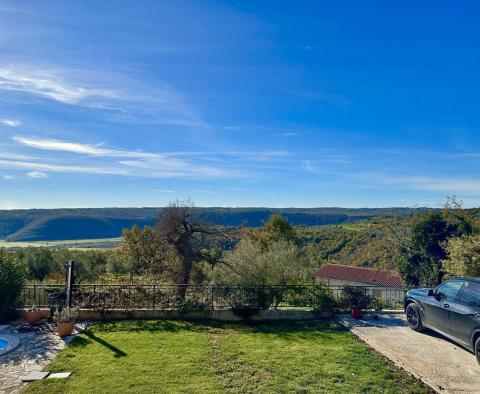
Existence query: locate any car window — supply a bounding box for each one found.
[458,282,480,307]
[436,281,463,302]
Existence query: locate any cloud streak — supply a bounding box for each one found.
[14,136,158,158]
[378,174,480,195]
[0,66,209,128]
[1,118,20,127]
[26,171,47,178]
[0,67,115,104]
[2,136,282,179]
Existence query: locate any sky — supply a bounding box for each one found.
[1,0,480,209]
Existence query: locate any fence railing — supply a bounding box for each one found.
[20,284,407,311]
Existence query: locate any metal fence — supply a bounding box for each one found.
[20,284,407,311]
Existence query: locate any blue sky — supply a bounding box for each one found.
[1,1,480,209]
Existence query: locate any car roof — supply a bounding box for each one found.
[450,277,480,284]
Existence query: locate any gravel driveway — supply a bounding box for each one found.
[338,313,480,393]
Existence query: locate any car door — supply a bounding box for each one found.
[422,280,463,334]
[449,281,480,347]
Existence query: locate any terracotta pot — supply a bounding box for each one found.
[57,322,75,337]
[351,308,363,319]
[24,310,43,324]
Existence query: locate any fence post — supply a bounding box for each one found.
[153,285,156,309]
[32,284,37,307]
[65,260,75,308]
[211,286,214,310]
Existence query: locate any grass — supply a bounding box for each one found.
[0,237,121,250]
[24,320,430,394]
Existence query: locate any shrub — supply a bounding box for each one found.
[371,297,384,312]
[229,286,274,313]
[283,285,337,312]
[340,285,372,311]
[312,286,338,312]
[0,250,27,322]
[174,297,208,313]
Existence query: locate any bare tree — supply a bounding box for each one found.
[155,200,234,298]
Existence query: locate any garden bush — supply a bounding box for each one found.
[282,285,337,312]
[339,285,372,311]
[0,250,27,322]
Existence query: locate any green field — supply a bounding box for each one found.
[24,320,428,394]
[0,237,122,250]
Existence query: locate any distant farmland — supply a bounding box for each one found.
[0,237,122,250]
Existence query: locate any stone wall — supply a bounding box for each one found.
[18,308,332,322]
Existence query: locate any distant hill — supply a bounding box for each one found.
[0,207,427,242]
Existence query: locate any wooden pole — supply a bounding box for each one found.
[65,260,75,308]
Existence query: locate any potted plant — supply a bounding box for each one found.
[54,307,79,337]
[24,304,43,324]
[340,285,372,319]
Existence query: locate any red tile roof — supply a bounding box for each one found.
[313,263,403,287]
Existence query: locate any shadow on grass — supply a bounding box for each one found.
[94,319,225,333]
[83,330,127,357]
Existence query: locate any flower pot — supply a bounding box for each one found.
[57,322,75,337]
[24,310,43,324]
[351,308,363,319]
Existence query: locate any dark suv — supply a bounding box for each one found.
[404,277,480,363]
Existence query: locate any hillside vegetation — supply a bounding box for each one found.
[0,207,425,242]
[4,205,480,287]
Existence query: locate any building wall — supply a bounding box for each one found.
[315,276,405,307]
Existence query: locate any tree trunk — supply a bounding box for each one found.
[177,241,193,299]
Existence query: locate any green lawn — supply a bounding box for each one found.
[24,320,429,394]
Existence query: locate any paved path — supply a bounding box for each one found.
[0,322,83,394]
[338,313,480,394]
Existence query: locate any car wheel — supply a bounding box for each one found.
[406,303,424,332]
[475,337,480,365]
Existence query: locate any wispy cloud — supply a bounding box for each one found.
[0,67,114,104]
[14,136,158,158]
[148,189,175,193]
[378,174,480,195]
[2,136,273,179]
[2,175,14,180]
[0,66,208,127]
[0,151,45,160]
[26,170,47,178]
[14,135,287,163]
[0,159,126,175]
[1,118,20,127]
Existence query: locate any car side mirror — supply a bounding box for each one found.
[427,289,434,296]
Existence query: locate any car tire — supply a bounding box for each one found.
[475,337,480,365]
[406,302,424,332]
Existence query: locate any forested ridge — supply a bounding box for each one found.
[0,207,426,241]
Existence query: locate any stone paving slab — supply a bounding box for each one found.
[47,372,71,379]
[21,371,49,382]
[338,313,480,394]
